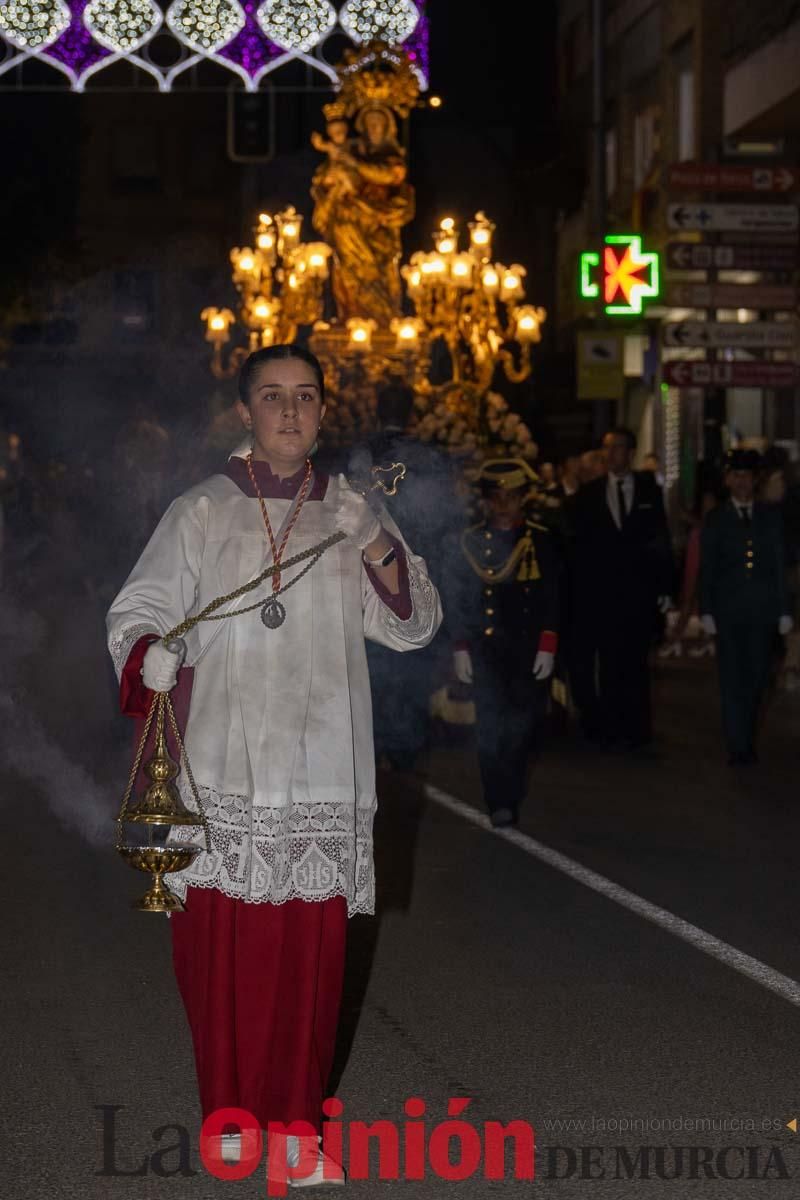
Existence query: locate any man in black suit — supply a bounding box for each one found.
[567,427,674,749]
[700,449,793,765]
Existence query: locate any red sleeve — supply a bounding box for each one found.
[538,629,558,654]
[120,634,159,718]
[363,535,412,621]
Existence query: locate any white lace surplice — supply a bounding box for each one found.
[107,470,442,915]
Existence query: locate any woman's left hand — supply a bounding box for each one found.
[335,480,383,550]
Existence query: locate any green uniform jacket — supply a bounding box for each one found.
[700,501,787,626]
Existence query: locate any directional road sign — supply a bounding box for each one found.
[665,242,798,271]
[667,203,799,233]
[662,321,798,349]
[667,164,800,193]
[664,282,797,309]
[664,361,799,388]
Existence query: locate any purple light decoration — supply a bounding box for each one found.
[404,0,429,86]
[44,0,110,79]
[219,0,284,80]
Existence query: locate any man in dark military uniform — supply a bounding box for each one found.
[444,459,559,827]
[700,448,793,765]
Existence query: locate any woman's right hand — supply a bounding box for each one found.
[141,642,183,692]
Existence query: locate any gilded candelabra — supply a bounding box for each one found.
[202,206,331,380]
[400,212,546,398]
[202,41,547,451]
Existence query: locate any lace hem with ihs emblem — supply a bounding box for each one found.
[163,782,376,916]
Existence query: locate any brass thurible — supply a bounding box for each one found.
[116,638,210,914]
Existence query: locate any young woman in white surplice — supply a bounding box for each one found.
[107,345,441,1184]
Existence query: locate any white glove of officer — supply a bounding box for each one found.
[532,650,554,681]
[779,615,794,636]
[141,641,184,693]
[700,614,717,636]
[334,478,383,550]
[453,648,473,685]
[657,595,673,615]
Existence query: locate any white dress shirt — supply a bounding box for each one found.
[731,499,753,522]
[606,471,634,530]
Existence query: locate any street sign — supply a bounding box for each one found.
[667,203,799,233]
[576,332,625,400]
[663,321,798,349]
[667,164,800,193]
[665,242,798,271]
[664,361,799,388]
[664,282,797,309]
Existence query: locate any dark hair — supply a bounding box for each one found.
[605,425,637,451]
[238,344,325,406]
[376,377,414,429]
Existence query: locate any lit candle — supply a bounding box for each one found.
[450,253,474,287]
[501,264,526,301]
[481,265,500,296]
[468,211,495,259]
[392,317,421,350]
[514,305,545,343]
[346,318,376,349]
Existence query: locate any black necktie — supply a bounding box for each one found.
[739,506,751,526]
[617,479,628,527]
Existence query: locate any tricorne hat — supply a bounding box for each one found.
[477,458,541,491]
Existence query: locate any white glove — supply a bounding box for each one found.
[532,650,554,681]
[657,595,673,615]
[779,615,794,636]
[453,648,473,685]
[141,641,183,693]
[334,478,383,550]
[700,614,717,636]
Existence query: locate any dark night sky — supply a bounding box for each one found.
[428,0,558,157]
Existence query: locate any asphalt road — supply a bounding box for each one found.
[2,650,799,1199]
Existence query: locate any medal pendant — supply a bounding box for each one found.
[260,597,286,629]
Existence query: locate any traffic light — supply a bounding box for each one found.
[227,91,274,163]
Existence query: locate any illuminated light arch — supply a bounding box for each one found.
[84,0,163,53]
[0,0,429,89]
[0,0,71,49]
[257,0,336,53]
[340,0,419,45]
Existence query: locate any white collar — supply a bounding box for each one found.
[608,471,633,484]
[229,436,253,461]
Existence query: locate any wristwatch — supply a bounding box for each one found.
[363,546,397,568]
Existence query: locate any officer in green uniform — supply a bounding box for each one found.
[700,449,793,765]
[444,459,559,826]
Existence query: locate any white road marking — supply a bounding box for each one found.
[424,783,800,1008]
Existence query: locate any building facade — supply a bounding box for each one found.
[554,0,799,499]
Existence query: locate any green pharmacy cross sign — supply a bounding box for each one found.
[579,234,660,316]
